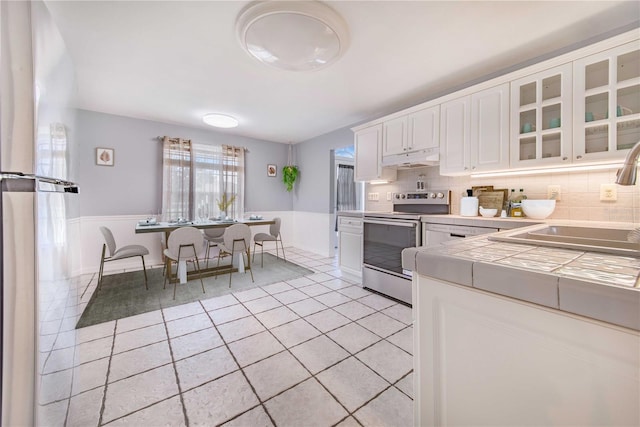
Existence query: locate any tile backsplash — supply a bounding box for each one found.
[365,165,640,223]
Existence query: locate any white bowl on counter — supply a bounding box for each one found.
[522,199,556,219]
[479,207,498,217]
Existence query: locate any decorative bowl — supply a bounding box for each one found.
[479,207,498,217]
[522,199,556,219]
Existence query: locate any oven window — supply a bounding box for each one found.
[363,221,417,275]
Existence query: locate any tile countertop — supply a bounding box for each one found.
[403,222,640,331]
[419,214,542,229]
[336,210,364,218]
[338,212,542,229]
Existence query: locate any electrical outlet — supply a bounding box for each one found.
[386,192,392,201]
[547,185,561,201]
[600,184,617,201]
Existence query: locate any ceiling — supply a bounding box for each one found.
[44,1,639,144]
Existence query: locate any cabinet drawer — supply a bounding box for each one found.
[338,216,363,232]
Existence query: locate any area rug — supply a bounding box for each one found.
[77,253,313,328]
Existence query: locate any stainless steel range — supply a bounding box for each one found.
[362,190,450,305]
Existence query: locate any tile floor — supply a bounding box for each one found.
[40,247,414,426]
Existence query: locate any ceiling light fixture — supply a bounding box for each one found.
[236,1,349,72]
[202,113,239,128]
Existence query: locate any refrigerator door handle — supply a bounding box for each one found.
[0,172,79,193]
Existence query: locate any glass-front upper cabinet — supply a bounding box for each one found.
[510,63,572,168]
[573,41,640,162]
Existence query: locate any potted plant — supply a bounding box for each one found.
[282,165,299,192]
[217,193,236,217]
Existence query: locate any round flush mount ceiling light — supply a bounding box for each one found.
[236,1,349,72]
[202,113,239,128]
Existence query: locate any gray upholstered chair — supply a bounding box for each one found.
[217,223,254,287]
[203,227,225,266]
[252,217,286,267]
[163,226,206,299]
[98,226,149,290]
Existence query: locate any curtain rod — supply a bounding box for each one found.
[155,136,249,152]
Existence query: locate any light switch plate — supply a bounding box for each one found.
[600,184,617,201]
[367,192,379,201]
[386,192,392,201]
[547,185,561,201]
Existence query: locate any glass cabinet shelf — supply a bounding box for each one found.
[574,41,639,161]
[511,63,571,166]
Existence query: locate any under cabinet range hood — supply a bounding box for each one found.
[381,147,439,168]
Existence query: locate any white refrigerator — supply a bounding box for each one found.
[1,2,80,425]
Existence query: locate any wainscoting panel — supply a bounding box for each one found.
[291,211,333,258]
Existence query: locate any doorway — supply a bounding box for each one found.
[331,145,364,253]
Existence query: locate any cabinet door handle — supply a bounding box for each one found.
[562,157,568,161]
[463,167,468,170]
[576,155,583,160]
[472,166,476,170]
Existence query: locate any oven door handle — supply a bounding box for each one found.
[363,219,418,228]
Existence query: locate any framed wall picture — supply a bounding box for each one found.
[267,164,277,177]
[96,147,114,166]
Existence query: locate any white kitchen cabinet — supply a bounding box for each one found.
[439,96,469,175]
[382,116,407,156]
[408,106,440,152]
[382,106,440,157]
[413,274,640,427]
[354,124,397,182]
[510,63,573,168]
[573,41,640,162]
[337,216,362,277]
[440,83,509,175]
[355,30,638,177]
[470,84,510,172]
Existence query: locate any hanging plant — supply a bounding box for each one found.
[282,165,299,192]
[282,143,299,192]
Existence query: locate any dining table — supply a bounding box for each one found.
[135,218,276,284]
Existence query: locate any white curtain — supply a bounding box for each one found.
[161,137,245,221]
[192,144,245,219]
[161,137,192,221]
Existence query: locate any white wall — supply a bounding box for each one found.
[367,165,640,223]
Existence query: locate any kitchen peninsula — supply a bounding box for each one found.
[403,223,640,426]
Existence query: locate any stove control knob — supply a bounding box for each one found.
[401,194,406,199]
[436,192,444,199]
[429,192,436,198]
[394,193,400,199]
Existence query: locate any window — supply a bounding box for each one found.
[161,137,245,221]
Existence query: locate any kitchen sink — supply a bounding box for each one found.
[489,225,640,257]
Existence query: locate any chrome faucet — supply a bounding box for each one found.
[615,140,640,185]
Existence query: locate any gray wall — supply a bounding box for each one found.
[77,109,292,216]
[294,126,354,213]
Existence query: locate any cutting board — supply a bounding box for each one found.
[477,191,504,216]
